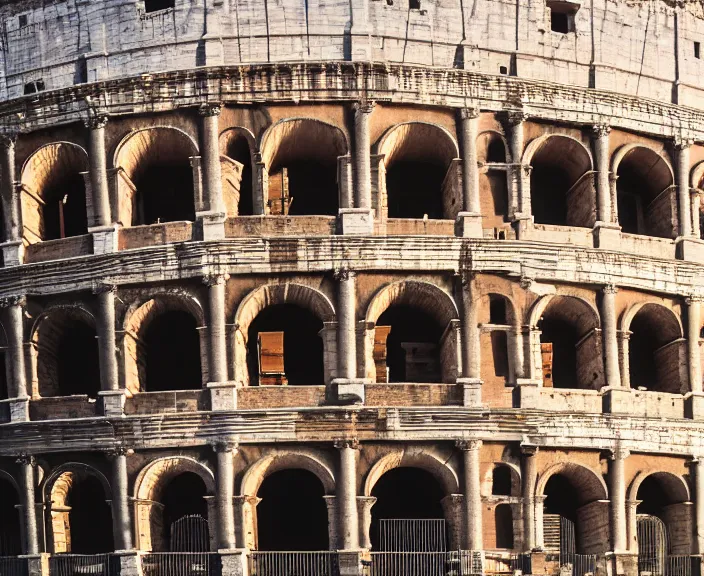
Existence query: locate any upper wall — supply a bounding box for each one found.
[2,0,704,108]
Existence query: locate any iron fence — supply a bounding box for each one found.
[141,553,221,576]
[0,556,28,576]
[378,519,447,552]
[248,551,339,576]
[666,556,694,576]
[370,550,485,576]
[48,554,117,576]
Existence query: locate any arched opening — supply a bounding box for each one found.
[379,123,460,220]
[478,132,507,165]
[370,467,446,551]
[375,305,443,383]
[220,130,253,216]
[142,310,202,392]
[20,143,89,243]
[528,136,594,227]
[494,504,514,549]
[49,471,113,554]
[161,472,209,552]
[636,473,691,572]
[261,120,347,216]
[246,304,324,386]
[0,477,21,555]
[615,147,675,239]
[256,469,328,551]
[544,474,580,554]
[492,466,512,496]
[33,311,100,398]
[113,128,197,226]
[537,297,602,390]
[628,305,683,393]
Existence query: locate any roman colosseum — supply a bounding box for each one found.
[0,1,703,576]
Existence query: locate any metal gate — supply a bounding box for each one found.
[638,515,668,576]
[170,515,209,553]
[378,519,447,552]
[543,515,596,576]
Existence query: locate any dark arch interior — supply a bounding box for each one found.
[161,472,208,552]
[370,467,445,551]
[617,155,672,238]
[0,478,20,555]
[57,320,100,397]
[270,160,338,216]
[637,476,676,518]
[135,164,195,225]
[539,317,578,389]
[628,309,680,392]
[42,172,88,239]
[531,162,571,225]
[489,296,508,324]
[225,135,253,216]
[492,466,512,496]
[377,305,443,383]
[494,504,514,549]
[0,352,8,401]
[143,311,202,391]
[386,161,446,219]
[66,474,114,553]
[257,469,328,551]
[247,303,324,385]
[544,474,580,521]
[487,137,507,163]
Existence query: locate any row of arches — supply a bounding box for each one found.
[0,452,691,557]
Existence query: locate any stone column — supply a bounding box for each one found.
[205,274,228,384]
[335,439,360,550]
[353,102,374,211]
[690,458,704,554]
[601,285,621,389]
[521,445,538,552]
[214,441,237,550]
[592,124,612,223]
[693,191,702,239]
[200,103,224,214]
[676,138,693,237]
[356,496,376,549]
[337,269,357,380]
[0,134,19,242]
[457,440,482,550]
[109,446,133,551]
[2,296,28,419]
[85,114,111,228]
[457,107,482,237]
[17,454,38,555]
[609,447,629,553]
[506,111,528,218]
[95,285,119,391]
[458,273,481,406]
[688,296,703,394]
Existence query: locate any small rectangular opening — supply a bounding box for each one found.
[409,0,421,9]
[499,65,508,75]
[696,41,701,59]
[551,10,569,33]
[23,79,44,95]
[548,1,578,34]
[144,0,175,13]
[18,14,28,27]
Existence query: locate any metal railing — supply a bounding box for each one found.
[248,552,339,576]
[666,555,694,576]
[141,553,221,576]
[564,553,598,576]
[484,553,532,575]
[370,550,485,576]
[48,554,117,576]
[0,556,28,576]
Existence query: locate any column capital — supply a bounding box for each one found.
[0,132,18,149]
[686,294,704,305]
[199,102,223,117]
[455,439,482,451]
[92,282,117,295]
[460,106,480,120]
[591,124,611,138]
[505,110,528,126]
[608,446,630,460]
[334,438,360,450]
[15,453,36,466]
[520,444,539,456]
[334,267,355,282]
[603,284,618,295]
[105,445,134,459]
[211,439,239,453]
[0,295,26,308]
[203,273,229,287]
[84,113,109,130]
[674,135,695,150]
[353,100,375,115]
[520,276,534,290]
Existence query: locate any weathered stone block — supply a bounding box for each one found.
[457,377,483,407]
[339,208,374,235]
[89,225,119,254]
[331,378,368,405]
[0,240,24,267]
[685,392,704,420]
[219,549,248,576]
[455,212,483,238]
[99,389,126,417]
[593,222,622,250]
[198,211,227,241]
[208,382,240,411]
[677,237,704,264]
[601,387,633,414]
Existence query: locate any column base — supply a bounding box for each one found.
[455,212,483,238]
[607,552,639,576]
[115,550,143,576]
[89,224,119,254]
[338,550,367,576]
[601,387,632,414]
[330,378,368,405]
[0,240,24,267]
[207,381,241,411]
[677,237,704,264]
[685,392,704,420]
[98,389,126,417]
[593,222,622,250]
[7,397,29,422]
[219,549,248,576]
[456,377,483,408]
[197,211,227,241]
[20,554,49,576]
[512,216,533,240]
[338,208,374,235]
[513,379,540,409]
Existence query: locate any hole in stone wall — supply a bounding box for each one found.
[135,164,195,224]
[143,311,202,391]
[487,137,507,163]
[539,317,578,389]
[490,332,509,378]
[494,504,514,549]
[145,0,175,12]
[499,66,508,75]
[18,14,28,27]
[223,134,253,216]
[247,304,324,386]
[550,10,569,33]
[492,466,512,496]
[42,172,88,240]
[257,469,328,551]
[0,478,20,555]
[489,296,507,324]
[376,305,443,383]
[56,320,100,397]
[0,353,8,401]
[386,161,446,219]
[161,472,208,552]
[409,0,421,8]
[65,474,114,553]
[696,42,701,59]
[23,80,45,95]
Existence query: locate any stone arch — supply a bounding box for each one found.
[43,463,113,554]
[620,302,684,393]
[134,457,215,552]
[240,450,336,497]
[366,281,459,328]
[30,305,99,398]
[612,144,676,238]
[220,127,257,215]
[112,127,199,226]
[259,118,348,216]
[122,293,207,394]
[375,122,461,220]
[363,448,460,497]
[477,130,510,164]
[482,462,521,498]
[628,471,690,505]
[481,292,518,326]
[20,142,90,243]
[0,470,22,555]
[232,283,336,386]
[477,131,511,228]
[523,134,595,228]
[536,462,608,503]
